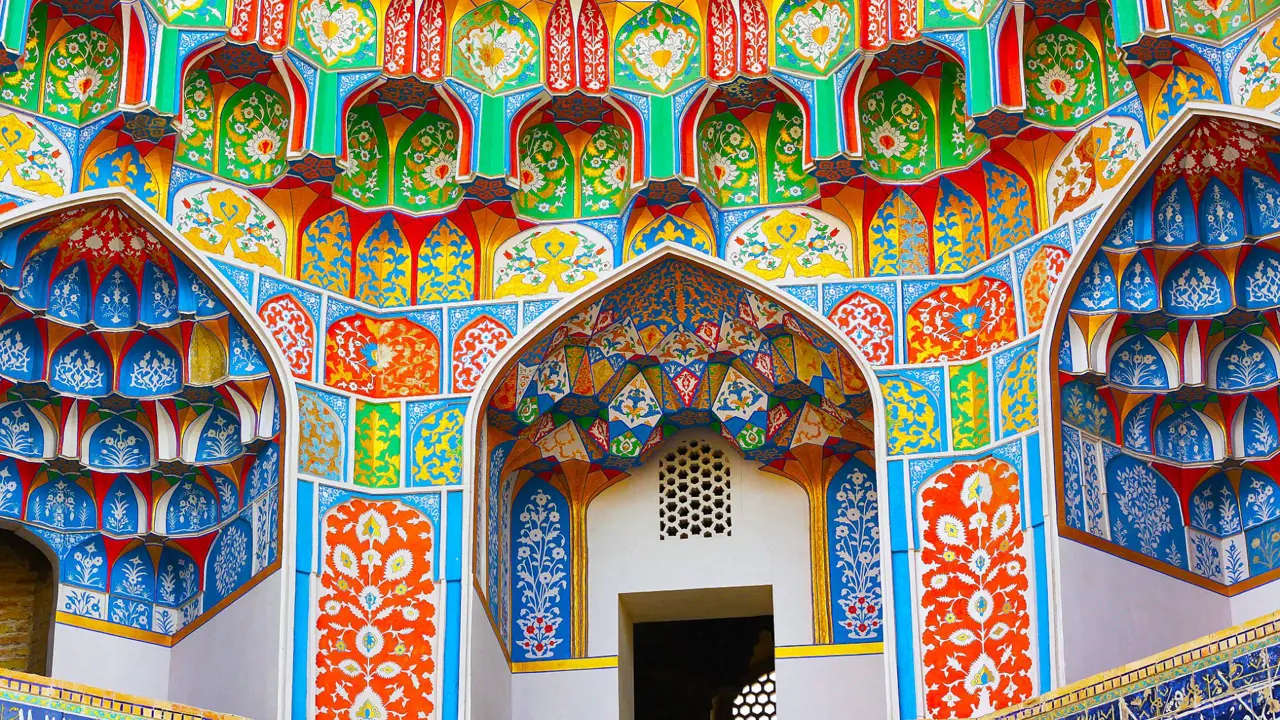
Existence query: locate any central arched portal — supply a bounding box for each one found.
[463,247,891,720]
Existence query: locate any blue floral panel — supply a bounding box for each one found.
[1105,454,1188,569]
[1233,395,1280,460]
[0,318,44,382]
[203,519,253,608]
[1121,396,1155,455]
[48,262,90,324]
[1069,255,1119,313]
[101,475,142,535]
[1154,179,1197,248]
[156,546,200,607]
[49,335,112,396]
[27,475,96,531]
[119,335,184,397]
[62,536,108,589]
[0,457,22,518]
[141,262,180,325]
[1197,178,1246,247]
[1117,253,1158,313]
[1246,516,1280,577]
[94,267,140,329]
[1154,407,1220,465]
[1162,253,1231,317]
[1188,472,1243,537]
[108,596,152,630]
[161,476,220,534]
[176,263,227,318]
[1108,335,1175,391]
[0,400,53,459]
[188,407,245,464]
[1244,170,1280,238]
[244,441,279,503]
[1242,470,1280,530]
[1103,205,1137,251]
[510,478,571,662]
[86,416,153,471]
[1213,332,1280,392]
[827,457,881,643]
[110,546,157,601]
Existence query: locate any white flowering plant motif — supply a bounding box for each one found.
[53,348,105,393]
[0,406,37,457]
[127,350,180,394]
[97,423,145,469]
[457,18,536,91]
[1167,266,1226,314]
[1110,463,1183,566]
[212,524,249,598]
[0,327,32,376]
[830,466,881,641]
[513,488,568,659]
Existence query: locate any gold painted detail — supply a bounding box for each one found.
[0,666,245,719]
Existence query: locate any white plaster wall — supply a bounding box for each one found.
[469,588,512,720]
[1057,538,1230,683]
[1229,580,1280,626]
[51,622,171,701]
[511,668,618,720]
[586,432,814,655]
[775,654,886,720]
[168,571,285,719]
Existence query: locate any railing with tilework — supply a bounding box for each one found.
[0,668,244,720]
[984,611,1280,720]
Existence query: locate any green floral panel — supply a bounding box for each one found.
[698,112,760,207]
[1170,0,1249,39]
[41,25,119,125]
[1097,0,1136,102]
[514,123,575,220]
[293,0,377,68]
[355,215,412,307]
[949,361,990,451]
[923,0,994,29]
[218,83,288,184]
[300,208,354,295]
[334,104,390,207]
[354,400,401,488]
[450,0,540,93]
[174,70,215,172]
[1024,26,1105,127]
[145,0,227,26]
[869,189,931,276]
[613,3,702,95]
[932,179,986,274]
[1,4,46,112]
[860,79,936,181]
[938,62,986,169]
[774,0,855,76]
[416,219,475,303]
[395,112,462,212]
[766,103,817,203]
[580,124,631,216]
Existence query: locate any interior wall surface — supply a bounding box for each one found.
[1056,538,1230,683]
[511,667,619,720]
[469,587,513,720]
[168,570,285,720]
[775,653,887,719]
[50,623,171,701]
[586,431,814,654]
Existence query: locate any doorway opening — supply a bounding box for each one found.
[0,529,54,675]
[632,613,775,720]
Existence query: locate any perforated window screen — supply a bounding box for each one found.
[732,672,777,719]
[658,439,731,539]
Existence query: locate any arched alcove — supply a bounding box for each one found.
[461,244,892,720]
[0,528,54,675]
[0,188,296,719]
[1041,103,1280,686]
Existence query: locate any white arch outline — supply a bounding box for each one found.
[0,187,301,719]
[1036,102,1280,685]
[460,242,896,719]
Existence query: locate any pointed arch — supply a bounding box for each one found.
[462,245,891,703]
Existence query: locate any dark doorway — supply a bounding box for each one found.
[0,529,54,675]
[633,615,774,720]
